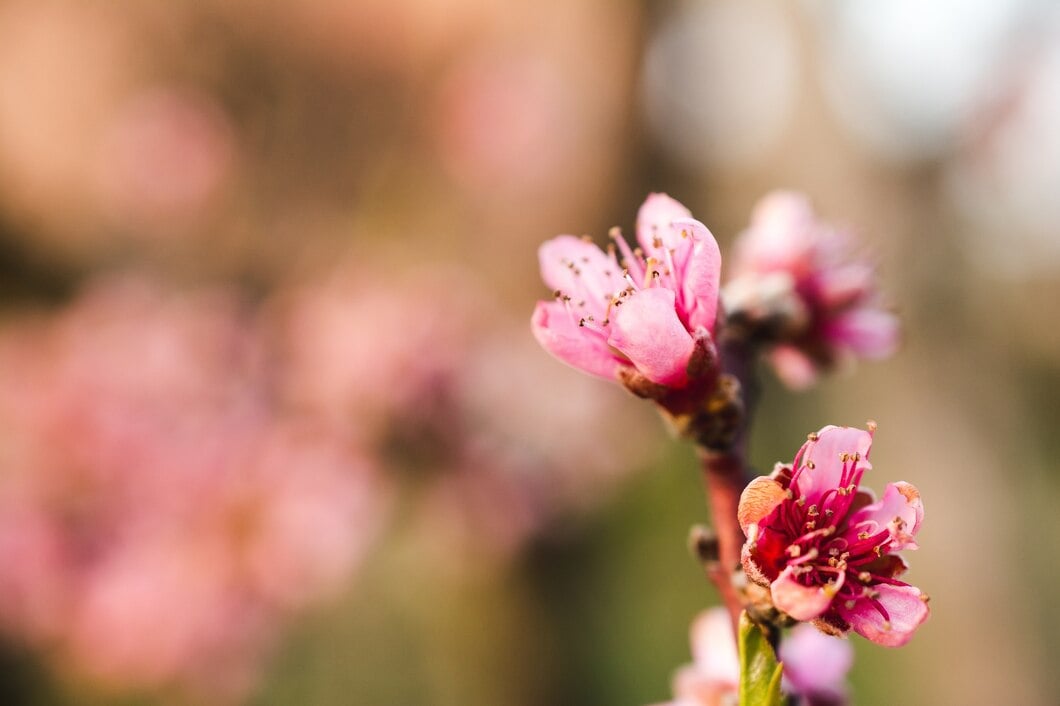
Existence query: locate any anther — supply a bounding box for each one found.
[858,571,871,583]
[807,432,819,441]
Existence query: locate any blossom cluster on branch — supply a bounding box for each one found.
[531,192,928,704]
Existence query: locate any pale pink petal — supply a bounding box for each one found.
[531,301,623,381]
[770,566,842,621]
[847,481,923,551]
[607,288,694,387]
[816,263,874,310]
[794,425,874,502]
[824,308,900,360]
[838,584,929,647]
[606,286,695,385]
[688,608,740,686]
[779,624,852,698]
[635,192,692,253]
[538,235,622,320]
[735,191,816,274]
[769,345,819,390]
[672,218,722,333]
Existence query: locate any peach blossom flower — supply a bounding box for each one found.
[532,194,721,390]
[723,192,898,389]
[738,424,929,647]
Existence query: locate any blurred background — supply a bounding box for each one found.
[0,1,1057,704]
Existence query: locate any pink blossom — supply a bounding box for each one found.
[723,191,898,388]
[738,423,929,647]
[532,193,721,390]
[654,608,853,706]
[0,275,383,699]
[779,624,854,703]
[656,608,739,706]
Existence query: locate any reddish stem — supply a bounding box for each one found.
[699,447,748,628]
[697,334,758,629]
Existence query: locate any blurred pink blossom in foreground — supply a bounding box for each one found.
[532,193,721,391]
[653,607,852,706]
[723,191,898,389]
[0,277,381,699]
[739,424,929,647]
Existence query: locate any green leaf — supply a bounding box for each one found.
[738,611,784,706]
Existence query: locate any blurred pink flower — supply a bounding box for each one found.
[738,424,929,647]
[434,49,570,195]
[779,624,854,704]
[532,194,721,390]
[723,191,899,389]
[0,275,382,699]
[93,87,235,228]
[657,608,739,706]
[654,608,853,706]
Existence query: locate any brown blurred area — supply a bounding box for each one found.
[0,1,1057,705]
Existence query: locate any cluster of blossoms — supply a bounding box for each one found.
[739,424,929,647]
[0,277,381,699]
[531,192,926,701]
[532,192,898,444]
[656,608,853,706]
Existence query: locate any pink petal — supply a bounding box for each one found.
[769,345,819,390]
[689,608,740,686]
[635,192,692,253]
[538,235,621,320]
[816,263,874,310]
[794,425,874,503]
[734,191,815,274]
[607,288,694,387]
[848,481,923,551]
[771,566,842,621]
[824,308,899,360]
[838,584,929,647]
[672,218,722,334]
[531,301,623,381]
[779,624,852,698]
[671,663,733,706]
